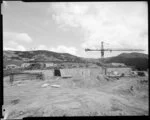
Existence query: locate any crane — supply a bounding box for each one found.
[85,41,145,75]
[85,41,144,59]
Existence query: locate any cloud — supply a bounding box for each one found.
[15,33,32,43]
[3,38,27,51]
[4,45,26,51]
[50,2,148,56]
[3,32,32,51]
[2,1,8,9]
[4,41,77,55]
[50,45,77,55]
[37,45,48,50]
[4,32,32,43]
[17,45,26,51]
[4,47,16,51]
[35,44,77,55]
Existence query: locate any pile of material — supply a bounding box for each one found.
[111,77,148,98]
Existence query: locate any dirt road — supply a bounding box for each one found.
[3,75,148,119]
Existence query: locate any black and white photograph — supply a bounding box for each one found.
[2,1,148,119]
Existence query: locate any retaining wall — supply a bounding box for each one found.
[19,68,104,80]
[60,68,103,78]
[106,67,132,75]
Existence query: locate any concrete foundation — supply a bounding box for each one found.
[26,68,103,80]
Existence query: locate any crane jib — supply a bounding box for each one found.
[85,49,144,51]
[85,41,144,58]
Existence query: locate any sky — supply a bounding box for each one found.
[2,1,148,58]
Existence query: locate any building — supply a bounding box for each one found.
[45,62,57,68]
[6,64,19,69]
[131,71,148,77]
[111,63,126,67]
[22,58,30,61]
[21,63,31,68]
[105,66,132,76]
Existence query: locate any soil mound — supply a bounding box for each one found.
[112,77,148,97]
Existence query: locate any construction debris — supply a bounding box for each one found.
[41,83,49,88]
[62,75,72,79]
[51,84,60,88]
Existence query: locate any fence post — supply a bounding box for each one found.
[40,72,44,80]
[10,72,14,85]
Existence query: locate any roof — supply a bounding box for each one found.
[111,63,126,66]
[7,64,18,66]
[105,66,132,68]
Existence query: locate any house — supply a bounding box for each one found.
[45,62,57,68]
[22,58,30,61]
[132,71,148,77]
[21,63,31,68]
[6,64,19,69]
[105,66,132,76]
[24,62,46,69]
[131,71,138,76]
[111,63,126,67]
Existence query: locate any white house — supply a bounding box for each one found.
[21,63,31,68]
[6,64,19,69]
[45,62,57,68]
[111,63,126,67]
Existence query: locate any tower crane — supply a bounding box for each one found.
[85,41,145,75]
[85,41,144,59]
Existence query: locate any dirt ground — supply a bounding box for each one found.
[3,70,149,119]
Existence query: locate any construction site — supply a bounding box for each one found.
[3,42,149,119]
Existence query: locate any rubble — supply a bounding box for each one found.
[41,83,49,88]
[51,84,61,88]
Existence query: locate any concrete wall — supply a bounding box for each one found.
[24,70,54,80]
[9,72,44,82]
[106,67,132,75]
[24,68,104,80]
[60,68,103,79]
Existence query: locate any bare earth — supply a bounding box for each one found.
[3,70,149,119]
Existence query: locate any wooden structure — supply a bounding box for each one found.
[9,72,44,84]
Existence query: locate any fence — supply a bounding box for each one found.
[3,68,24,77]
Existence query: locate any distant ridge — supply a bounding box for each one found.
[3,50,148,70]
[3,50,85,68]
[103,52,148,70]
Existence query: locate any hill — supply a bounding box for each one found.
[3,50,148,70]
[3,50,85,68]
[103,52,148,70]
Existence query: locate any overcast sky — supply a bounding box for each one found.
[2,1,148,58]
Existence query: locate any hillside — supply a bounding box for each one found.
[3,50,86,68]
[103,52,148,70]
[3,50,148,70]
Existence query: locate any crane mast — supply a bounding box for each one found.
[101,41,104,58]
